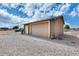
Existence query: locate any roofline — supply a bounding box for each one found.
[54,16,64,24]
[24,16,64,25]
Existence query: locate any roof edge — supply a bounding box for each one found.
[24,16,64,25]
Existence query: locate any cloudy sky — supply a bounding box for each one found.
[0,3,79,28]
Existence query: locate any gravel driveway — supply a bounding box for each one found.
[0,30,79,56]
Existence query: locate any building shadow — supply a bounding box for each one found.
[23,33,79,48]
[49,34,79,48]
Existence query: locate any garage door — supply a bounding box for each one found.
[25,25,29,34]
[31,22,49,37]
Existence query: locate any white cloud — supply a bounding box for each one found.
[0,8,24,24]
[4,3,70,19]
[60,4,70,12]
[32,3,71,18]
[1,3,10,8]
[70,5,79,17]
[0,3,72,19]
[53,3,71,16]
[32,4,54,18]
[0,22,14,28]
[70,10,77,17]
[1,3,21,9]
[9,3,19,8]
[19,3,44,17]
[0,3,74,28]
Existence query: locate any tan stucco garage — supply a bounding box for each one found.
[24,16,64,39]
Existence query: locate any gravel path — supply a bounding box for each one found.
[0,31,79,56]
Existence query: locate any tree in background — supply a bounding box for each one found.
[64,24,70,29]
[13,26,19,29]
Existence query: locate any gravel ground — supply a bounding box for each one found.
[0,30,79,56]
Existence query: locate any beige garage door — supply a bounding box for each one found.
[25,25,29,34]
[31,22,49,38]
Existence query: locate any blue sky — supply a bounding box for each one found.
[0,3,79,28]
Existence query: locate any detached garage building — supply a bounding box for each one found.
[24,16,64,39]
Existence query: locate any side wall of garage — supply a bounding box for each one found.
[50,17,64,38]
[54,17,64,38]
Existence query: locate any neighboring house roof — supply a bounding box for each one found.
[24,16,64,25]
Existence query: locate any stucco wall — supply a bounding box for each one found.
[50,20,55,38]
[28,24,32,35]
[50,17,64,38]
[54,18,64,38]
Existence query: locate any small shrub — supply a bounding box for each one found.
[64,24,70,29]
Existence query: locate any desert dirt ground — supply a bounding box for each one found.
[0,30,79,56]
